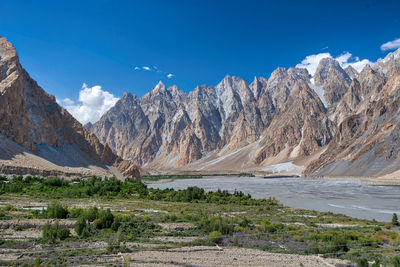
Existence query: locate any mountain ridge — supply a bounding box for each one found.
[90,47,400,180]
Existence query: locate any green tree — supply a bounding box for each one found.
[74,217,89,237]
[46,201,68,219]
[42,221,70,243]
[392,213,399,226]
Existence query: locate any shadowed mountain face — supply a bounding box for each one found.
[91,48,400,179]
[0,36,140,179]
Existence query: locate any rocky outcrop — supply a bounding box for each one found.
[0,36,140,180]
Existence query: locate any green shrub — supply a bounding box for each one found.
[84,207,98,222]
[201,216,234,235]
[355,258,368,267]
[75,217,89,237]
[46,201,68,219]
[119,216,160,238]
[392,213,399,226]
[43,177,68,187]
[13,225,23,231]
[4,204,16,211]
[111,217,121,231]
[207,231,223,244]
[392,256,400,267]
[69,207,85,218]
[161,214,178,222]
[98,209,114,229]
[93,219,102,229]
[42,221,70,243]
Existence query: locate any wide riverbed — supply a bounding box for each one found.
[148,177,400,222]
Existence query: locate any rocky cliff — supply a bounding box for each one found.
[0,36,140,179]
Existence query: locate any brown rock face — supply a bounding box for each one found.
[0,36,140,180]
[304,65,400,177]
[254,81,334,164]
[314,58,351,110]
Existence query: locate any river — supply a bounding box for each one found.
[148,176,400,222]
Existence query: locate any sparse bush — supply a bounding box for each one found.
[4,204,16,211]
[107,229,129,254]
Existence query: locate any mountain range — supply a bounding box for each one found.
[2,34,400,182]
[90,47,400,181]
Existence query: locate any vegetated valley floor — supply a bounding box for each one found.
[0,175,399,266]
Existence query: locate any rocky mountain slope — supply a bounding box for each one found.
[0,36,140,179]
[91,48,400,179]
[305,49,400,178]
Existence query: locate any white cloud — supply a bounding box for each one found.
[341,58,374,73]
[61,98,74,106]
[296,52,373,76]
[133,64,175,79]
[380,38,400,51]
[59,83,119,125]
[296,53,331,76]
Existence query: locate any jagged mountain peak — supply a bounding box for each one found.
[250,76,268,99]
[121,91,138,101]
[153,80,166,92]
[360,63,373,73]
[374,48,400,77]
[314,56,351,108]
[344,65,359,80]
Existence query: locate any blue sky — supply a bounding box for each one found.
[1,0,400,123]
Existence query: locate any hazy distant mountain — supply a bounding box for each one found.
[0,36,140,179]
